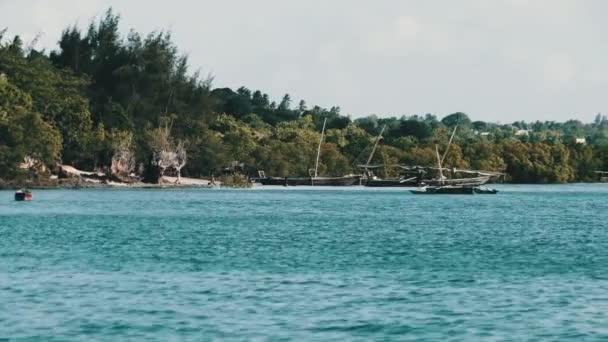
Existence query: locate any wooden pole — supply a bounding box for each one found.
[436,144,444,185]
[365,125,386,172]
[441,124,458,165]
[314,118,327,178]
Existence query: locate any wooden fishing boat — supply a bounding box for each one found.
[424,175,490,187]
[410,185,498,195]
[360,125,498,188]
[14,189,33,201]
[258,175,362,186]
[364,170,491,188]
[365,176,419,187]
[409,124,498,195]
[257,118,363,186]
[410,185,475,195]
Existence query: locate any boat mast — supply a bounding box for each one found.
[364,125,386,172]
[436,144,444,185]
[314,118,327,178]
[441,124,458,165]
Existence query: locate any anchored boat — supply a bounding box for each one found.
[360,125,499,188]
[411,185,474,195]
[14,189,33,201]
[257,118,363,186]
[409,124,498,195]
[365,175,419,187]
[257,174,362,186]
[410,185,498,195]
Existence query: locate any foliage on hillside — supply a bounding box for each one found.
[1,10,608,183]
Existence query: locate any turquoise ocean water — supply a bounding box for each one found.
[1,184,607,340]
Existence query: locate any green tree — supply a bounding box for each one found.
[441,112,471,127]
[0,76,62,177]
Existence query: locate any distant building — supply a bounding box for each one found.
[514,129,530,137]
[575,138,587,145]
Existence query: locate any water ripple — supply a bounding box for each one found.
[1,186,608,340]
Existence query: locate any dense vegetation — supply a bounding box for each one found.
[2,9,608,184]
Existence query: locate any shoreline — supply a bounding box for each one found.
[0,182,220,191]
[0,175,222,190]
[1,181,606,191]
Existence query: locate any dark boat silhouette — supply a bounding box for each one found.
[410,185,498,195]
[410,185,475,195]
[365,176,418,187]
[257,174,362,186]
[15,189,33,201]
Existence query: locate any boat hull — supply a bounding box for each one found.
[411,185,498,195]
[259,175,362,186]
[365,176,490,188]
[14,192,33,201]
[423,176,490,187]
[365,178,418,187]
[411,186,475,195]
[473,187,499,194]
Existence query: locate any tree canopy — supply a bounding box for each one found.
[0,11,607,184]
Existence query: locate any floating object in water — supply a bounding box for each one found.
[14,189,33,201]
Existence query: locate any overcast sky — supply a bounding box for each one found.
[1,0,607,122]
